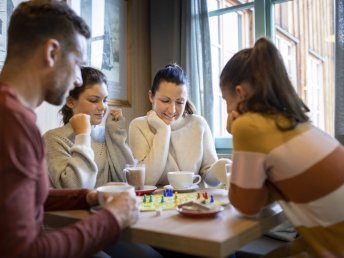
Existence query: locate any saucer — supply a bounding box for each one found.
[163,184,199,193]
[136,185,157,196]
[176,205,224,218]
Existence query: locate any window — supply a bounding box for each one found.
[208,0,335,138]
[208,0,254,137]
[274,0,334,133]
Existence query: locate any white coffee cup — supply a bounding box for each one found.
[123,163,145,190]
[96,184,136,206]
[210,158,232,186]
[167,171,201,190]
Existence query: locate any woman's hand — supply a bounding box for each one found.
[226,110,239,133]
[147,110,168,129]
[109,109,123,121]
[69,113,91,135]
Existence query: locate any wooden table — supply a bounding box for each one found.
[44,189,285,258]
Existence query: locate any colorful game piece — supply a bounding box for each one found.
[139,192,224,212]
[155,207,162,216]
[210,195,214,203]
[203,192,208,199]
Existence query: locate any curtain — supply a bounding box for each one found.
[150,0,214,132]
[180,0,214,132]
[335,0,344,144]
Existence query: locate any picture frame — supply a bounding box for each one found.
[0,1,15,71]
[68,0,131,106]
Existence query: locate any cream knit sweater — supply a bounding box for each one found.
[129,111,221,186]
[43,115,134,188]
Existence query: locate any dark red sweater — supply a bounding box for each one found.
[0,85,120,258]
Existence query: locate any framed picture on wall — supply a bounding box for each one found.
[68,0,131,106]
[0,0,19,71]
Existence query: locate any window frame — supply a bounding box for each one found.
[209,0,290,154]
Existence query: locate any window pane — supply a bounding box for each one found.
[274,0,335,134]
[208,0,254,137]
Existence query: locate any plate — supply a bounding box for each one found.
[176,205,224,218]
[135,185,157,196]
[163,184,199,193]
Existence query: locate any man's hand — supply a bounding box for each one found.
[103,192,139,230]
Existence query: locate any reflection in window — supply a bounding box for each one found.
[274,0,334,134]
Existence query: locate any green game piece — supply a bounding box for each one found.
[149,195,153,202]
[143,195,147,203]
[161,196,164,203]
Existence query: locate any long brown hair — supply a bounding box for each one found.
[220,37,309,130]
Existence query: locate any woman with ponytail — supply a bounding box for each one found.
[129,64,228,187]
[220,37,344,257]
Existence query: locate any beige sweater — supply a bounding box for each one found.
[43,115,134,188]
[129,111,221,186]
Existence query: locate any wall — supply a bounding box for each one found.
[35,0,151,134]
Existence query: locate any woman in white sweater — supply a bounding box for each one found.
[129,64,228,186]
[44,67,134,188]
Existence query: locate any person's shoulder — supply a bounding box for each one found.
[185,114,207,124]
[43,124,72,139]
[232,112,269,136]
[129,116,147,126]
[187,114,211,130]
[234,112,270,126]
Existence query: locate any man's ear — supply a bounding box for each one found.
[148,90,153,103]
[65,96,75,109]
[45,39,60,67]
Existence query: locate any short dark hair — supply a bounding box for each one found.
[60,67,108,124]
[7,0,90,59]
[151,64,196,116]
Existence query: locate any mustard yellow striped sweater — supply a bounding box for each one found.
[230,112,344,257]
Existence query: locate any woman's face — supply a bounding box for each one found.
[67,83,108,125]
[149,81,187,125]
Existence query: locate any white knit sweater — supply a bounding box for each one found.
[128,111,220,186]
[43,115,134,188]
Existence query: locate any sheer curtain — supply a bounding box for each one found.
[335,0,344,144]
[180,0,214,132]
[150,0,214,132]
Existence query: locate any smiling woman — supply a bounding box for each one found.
[128,64,231,187]
[43,66,135,189]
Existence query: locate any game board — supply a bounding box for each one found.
[139,189,225,212]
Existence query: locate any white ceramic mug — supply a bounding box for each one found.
[123,163,145,190]
[96,184,136,206]
[167,171,201,189]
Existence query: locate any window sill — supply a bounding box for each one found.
[215,136,232,155]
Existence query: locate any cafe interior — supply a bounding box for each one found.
[2,0,341,257]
